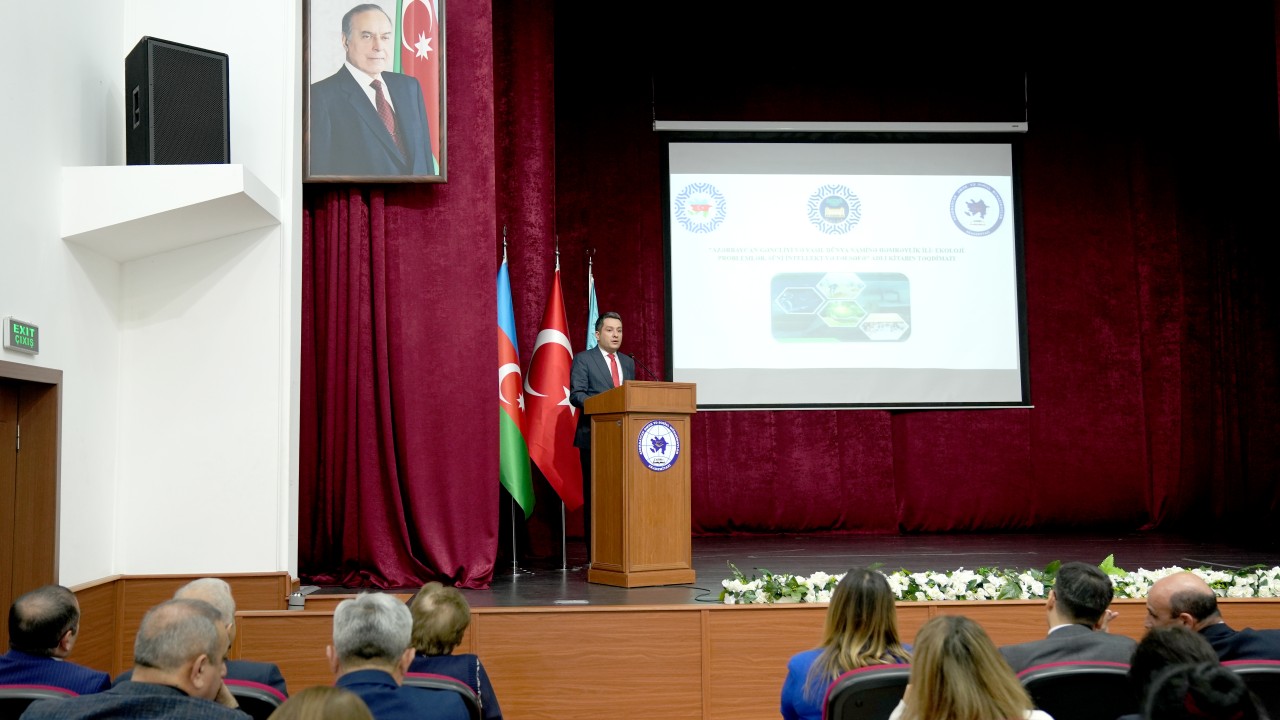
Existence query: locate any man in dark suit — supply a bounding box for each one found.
[23,599,245,719]
[1145,571,1280,661]
[569,311,635,563]
[309,4,435,177]
[115,578,288,697]
[328,592,468,720]
[1000,561,1137,673]
[0,584,111,694]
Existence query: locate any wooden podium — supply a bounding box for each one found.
[585,380,697,588]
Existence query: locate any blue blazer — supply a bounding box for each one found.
[569,348,636,448]
[0,649,111,695]
[409,653,502,720]
[309,67,435,177]
[336,668,468,720]
[1202,622,1280,661]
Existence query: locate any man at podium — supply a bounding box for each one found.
[570,311,635,563]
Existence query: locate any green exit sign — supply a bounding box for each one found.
[3,317,39,355]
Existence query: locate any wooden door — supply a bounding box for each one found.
[0,363,60,651]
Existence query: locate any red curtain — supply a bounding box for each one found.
[299,2,1280,588]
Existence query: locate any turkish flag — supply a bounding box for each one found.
[399,0,441,168]
[524,269,584,510]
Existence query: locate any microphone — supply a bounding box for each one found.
[627,351,661,381]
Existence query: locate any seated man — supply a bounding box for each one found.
[408,582,502,720]
[115,578,287,696]
[22,598,246,719]
[328,592,468,720]
[0,585,110,694]
[1000,561,1137,673]
[1145,571,1280,661]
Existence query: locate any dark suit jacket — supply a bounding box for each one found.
[1202,622,1280,661]
[569,347,636,448]
[336,668,468,720]
[409,654,502,720]
[999,623,1137,674]
[21,680,249,719]
[115,659,287,697]
[309,67,434,177]
[0,649,111,695]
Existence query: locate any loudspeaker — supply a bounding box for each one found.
[126,37,229,165]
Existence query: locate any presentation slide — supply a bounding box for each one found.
[666,140,1029,408]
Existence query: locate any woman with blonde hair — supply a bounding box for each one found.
[780,568,911,720]
[890,615,1052,720]
[266,686,373,720]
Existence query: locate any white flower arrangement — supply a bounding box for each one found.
[718,557,1280,605]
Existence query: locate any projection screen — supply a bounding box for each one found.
[664,135,1030,409]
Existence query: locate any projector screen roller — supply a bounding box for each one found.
[664,137,1029,409]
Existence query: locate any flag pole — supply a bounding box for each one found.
[553,237,571,573]
[503,226,533,578]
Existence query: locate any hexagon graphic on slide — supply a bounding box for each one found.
[818,300,868,328]
[861,312,910,341]
[774,286,824,314]
[815,272,866,300]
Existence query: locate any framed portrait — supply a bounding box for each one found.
[304,0,446,182]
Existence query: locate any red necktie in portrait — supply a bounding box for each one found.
[370,79,406,158]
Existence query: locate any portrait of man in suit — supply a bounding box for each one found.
[307,2,440,180]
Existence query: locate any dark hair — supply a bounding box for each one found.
[1169,589,1220,623]
[1053,561,1116,624]
[1143,661,1268,720]
[594,311,621,333]
[341,4,391,38]
[1129,626,1219,706]
[8,585,79,655]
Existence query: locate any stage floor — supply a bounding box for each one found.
[314,530,1280,608]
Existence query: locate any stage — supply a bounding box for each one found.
[314,530,1280,606]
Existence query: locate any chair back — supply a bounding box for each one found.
[1017,660,1134,720]
[0,684,78,720]
[823,664,912,720]
[224,678,287,720]
[403,672,483,720]
[1223,659,1280,717]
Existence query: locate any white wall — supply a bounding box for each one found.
[0,0,301,585]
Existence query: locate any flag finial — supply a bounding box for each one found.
[502,225,508,262]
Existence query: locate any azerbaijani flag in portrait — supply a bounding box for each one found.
[394,0,442,173]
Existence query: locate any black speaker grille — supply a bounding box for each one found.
[126,37,229,165]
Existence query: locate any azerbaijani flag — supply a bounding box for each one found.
[525,265,584,510]
[394,0,442,172]
[498,259,535,518]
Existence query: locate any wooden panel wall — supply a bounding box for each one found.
[73,577,1280,720]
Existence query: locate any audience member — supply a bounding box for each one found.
[1000,561,1137,673]
[116,578,289,696]
[21,598,246,719]
[1146,572,1280,661]
[0,584,110,695]
[408,582,501,720]
[1118,625,1221,720]
[1142,661,1269,720]
[780,568,911,720]
[889,615,1053,720]
[328,592,468,720]
[266,686,373,720]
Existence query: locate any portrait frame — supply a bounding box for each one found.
[303,0,446,183]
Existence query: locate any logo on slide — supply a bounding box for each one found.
[637,420,681,472]
[950,182,1005,236]
[674,183,727,233]
[807,185,862,235]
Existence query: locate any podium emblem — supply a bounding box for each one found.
[637,420,681,472]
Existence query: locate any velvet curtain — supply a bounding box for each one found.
[299,2,1280,589]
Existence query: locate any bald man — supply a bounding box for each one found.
[1145,571,1280,661]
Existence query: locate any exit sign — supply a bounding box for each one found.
[3,317,39,354]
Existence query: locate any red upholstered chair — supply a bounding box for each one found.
[1223,659,1280,718]
[224,678,287,720]
[0,684,78,720]
[822,664,912,720]
[1017,660,1134,720]
[403,671,483,720]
